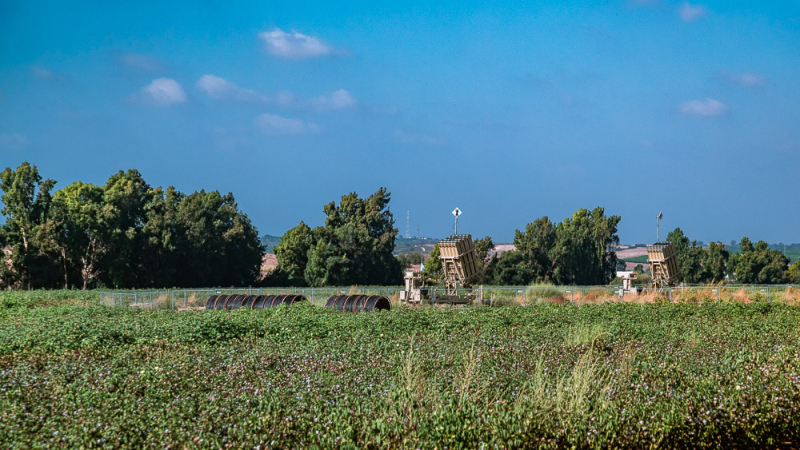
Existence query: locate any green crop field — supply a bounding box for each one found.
[621,255,649,264]
[2,292,800,448]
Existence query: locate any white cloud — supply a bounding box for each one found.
[0,133,27,150]
[139,78,187,106]
[196,75,269,103]
[30,66,55,79]
[119,53,165,72]
[311,89,357,111]
[679,2,707,22]
[680,98,727,116]
[393,130,444,146]
[258,28,334,59]
[255,113,320,135]
[726,72,767,87]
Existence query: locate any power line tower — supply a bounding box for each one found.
[406,211,410,239]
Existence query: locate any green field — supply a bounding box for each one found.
[2,292,800,448]
[621,255,649,264]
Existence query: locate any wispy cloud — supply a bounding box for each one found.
[393,130,444,146]
[721,72,767,87]
[680,98,727,116]
[310,89,357,111]
[255,113,320,135]
[679,2,707,22]
[119,53,165,72]
[30,66,55,80]
[196,75,269,103]
[0,133,28,150]
[137,78,187,106]
[258,28,336,59]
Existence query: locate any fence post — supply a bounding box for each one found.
[171,291,175,310]
[767,286,770,302]
[150,292,153,309]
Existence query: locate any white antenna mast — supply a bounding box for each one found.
[656,212,663,242]
[452,207,461,235]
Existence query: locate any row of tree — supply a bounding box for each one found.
[3,161,796,289]
[420,207,622,286]
[666,228,799,284]
[0,163,263,289]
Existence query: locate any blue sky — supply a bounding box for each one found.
[1,0,798,245]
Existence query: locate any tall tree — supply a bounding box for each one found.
[303,188,402,286]
[173,190,264,287]
[728,238,789,284]
[0,162,58,289]
[51,181,114,289]
[100,169,152,288]
[273,221,314,285]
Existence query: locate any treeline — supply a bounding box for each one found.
[0,163,263,289]
[420,207,622,286]
[666,228,799,285]
[270,188,403,287]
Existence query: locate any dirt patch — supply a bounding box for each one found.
[615,247,649,259]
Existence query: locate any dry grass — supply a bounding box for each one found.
[782,287,800,305]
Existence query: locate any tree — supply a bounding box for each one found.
[420,244,442,284]
[99,170,153,288]
[702,241,729,283]
[51,181,114,289]
[548,208,621,285]
[304,188,402,286]
[0,162,58,289]
[789,260,800,284]
[667,228,703,283]
[728,238,789,284]
[487,207,620,286]
[468,236,496,284]
[274,221,314,285]
[172,190,264,287]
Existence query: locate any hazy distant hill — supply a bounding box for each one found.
[394,236,439,256]
[260,234,282,253]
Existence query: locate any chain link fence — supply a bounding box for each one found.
[99,284,799,310]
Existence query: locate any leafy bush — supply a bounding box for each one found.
[1,300,800,448]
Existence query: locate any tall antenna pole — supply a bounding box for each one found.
[656,212,663,242]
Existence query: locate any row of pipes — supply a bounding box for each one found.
[205,294,390,313]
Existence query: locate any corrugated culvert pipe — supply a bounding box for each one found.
[324,295,390,312]
[205,294,306,310]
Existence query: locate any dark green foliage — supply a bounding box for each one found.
[420,243,442,283]
[2,301,800,448]
[278,188,403,287]
[667,228,730,284]
[729,237,790,284]
[273,221,314,286]
[0,163,264,289]
[488,208,621,286]
[0,162,60,289]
